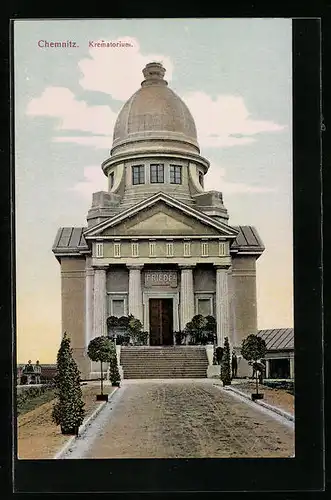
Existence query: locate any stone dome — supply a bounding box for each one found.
[111,62,199,155]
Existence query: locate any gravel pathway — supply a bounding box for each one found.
[63,380,294,459]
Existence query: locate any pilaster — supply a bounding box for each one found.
[85,263,94,347]
[127,264,144,322]
[92,265,108,337]
[290,357,295,379]
[215,264,230,346]
[179,265,195,331]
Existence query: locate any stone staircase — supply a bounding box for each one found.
[120,346,209,379]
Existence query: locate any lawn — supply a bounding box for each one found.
[17,383,116,459]
[232,380,294,415]
[17,387,56,416]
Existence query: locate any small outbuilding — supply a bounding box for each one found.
[257,328,294,379]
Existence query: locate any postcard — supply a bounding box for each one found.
[13,17,315,493]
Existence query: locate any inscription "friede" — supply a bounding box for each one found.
[145,271,177,288]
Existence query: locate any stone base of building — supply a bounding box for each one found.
[207,365,220,378]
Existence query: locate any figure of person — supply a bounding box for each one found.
[23,360,34,384]
[252,360,264,384]
[231,352,238,378]
[215,346,224,365]
[258,360,266,384]
[34,360,41,384]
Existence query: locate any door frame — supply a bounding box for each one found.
[149,298,174,346]
[143,291,179,345]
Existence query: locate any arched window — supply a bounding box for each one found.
[199,171,204,187]
[109,171,115,189]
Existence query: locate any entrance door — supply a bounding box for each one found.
[149,299,173,346]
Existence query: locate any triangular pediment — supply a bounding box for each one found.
[128,212,195,233]
[84,192,238,239]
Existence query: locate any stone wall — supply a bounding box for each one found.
[231,255,257,347]
[193,265,216,291]
[106,265,129,292]
[60,257,90,379]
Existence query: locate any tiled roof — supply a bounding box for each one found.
[257,328,294,350]
[231,226,265,253]
[52,227,89,257]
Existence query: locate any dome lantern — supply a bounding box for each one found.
[141,62,167,87]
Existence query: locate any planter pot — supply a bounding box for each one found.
[251,393,264,401]
[96,394,109,401]
[61,426,79,436]
[111,382,120,387]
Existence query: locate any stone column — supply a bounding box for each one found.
[92,266,108,337]
[215,265,230,346]
[290,357,295,379]
[127,265,143,322]
[180,265,195,331]
[85,264,94,346]
[265,359,270,379]
[227,268,236,348]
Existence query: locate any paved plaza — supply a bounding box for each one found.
[63,380,294,459]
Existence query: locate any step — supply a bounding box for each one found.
[121,346,206,352]
[125,375,206,380]
[123,367,207,371]
[120,346,208,379]
[123,368,207,371]
[121,363,208,367]
[123,373,207,377]
[121,362,208,365]
[120,358,208,362]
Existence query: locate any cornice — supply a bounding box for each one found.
[102,150,210,175]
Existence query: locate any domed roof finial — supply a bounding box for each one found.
[141,62,168,87]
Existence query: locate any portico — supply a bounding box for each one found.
[88,255,233,348]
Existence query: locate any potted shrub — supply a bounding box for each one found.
[107,315,119,334]
[174,331,186,345]
[205,315,217,344]
[136,330,149,345]
[52,333,85,435]
[118,316,130,329]
[109,341,121,387]
[185,315,208,345]
[87,336,114,401]
[220,337,231,386]
[128,316,145,345]
[241,334,267,401]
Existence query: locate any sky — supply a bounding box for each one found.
[14,18,293,364]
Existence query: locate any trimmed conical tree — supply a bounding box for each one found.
[109,340,121,387]
[220,337,231,386]
[52,332,85,435]
[87,336,113,399]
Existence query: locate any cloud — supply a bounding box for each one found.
[78,36,173,101]
[69,166,107,198]
[26,87,116,138]
[183,91,285,148]
[53,135,111,149]
[25,38,285,151]
[204,163,277,194]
